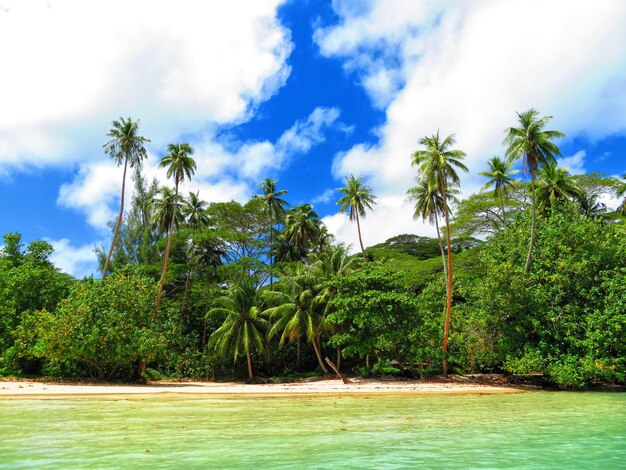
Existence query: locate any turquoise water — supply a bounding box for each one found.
[1,392,625,469]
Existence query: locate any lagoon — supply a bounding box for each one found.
[1,392,625,469]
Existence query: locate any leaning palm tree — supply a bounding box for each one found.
[536,162,585,214]
[479,156,519,222]
[265,263,327,373]
[206,282,270,380]
[406,177,459,286]
[284,204,322,259]
[101,117,150,279]
[336,175,377,253]
[254,178,289,288]
[155,143,196,312]
[411,131,468,377]
[504,109,564,272]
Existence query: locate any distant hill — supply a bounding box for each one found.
[364,234,484,291]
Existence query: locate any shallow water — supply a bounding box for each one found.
[1,391,625,469]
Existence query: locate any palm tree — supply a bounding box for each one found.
[254,178,288,288]
[101,117,150,279]
[479,156,519,222]
[536,162,585,214]
[265,263,328,373]
[155,143,196,311]
[411,131,468,377]
[504,109,565,272]
[336,175,377,253]
[206,282,270,379]
[152,187,183,236]
[617,175,626,217]
[284,204,322,259]
[406,177,459,286]
[180,191,209,316]
[579,192,607,219]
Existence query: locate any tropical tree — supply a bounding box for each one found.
[411,131,468,377]
[504,109,564,272]
[406,178,460,286]
[152,187,183,237]
[254,178,288,287]
[284,204,322,259]
[336,175,377,253]
[536,162,585,214]
[206,282,270,379]
[180,191,210,315]
[479,156,519,222]
[265,263,327,373]
[156,143,196,311]
[101,117,150,279]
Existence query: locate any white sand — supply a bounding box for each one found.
[0,378,520,398]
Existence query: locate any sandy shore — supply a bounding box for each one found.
[0,378,521,398]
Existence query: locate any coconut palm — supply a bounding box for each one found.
[617,175,626,217]
[504,109,564,272]
[254,178,289,288]
[336,175,377,253]
[479,156,519,222]
[579,192,607,219]
[536,162,585,214]
[180,191,209,316]
[206,282,270,379]
[284,204,321,258]
[101,117,150,279]
[156,143,196,311]
[406,177,459,286]
[411,131,468,377]
[265,263,327,373]
[151,187,183,235]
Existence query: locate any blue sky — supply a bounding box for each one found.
[1,0,625,277]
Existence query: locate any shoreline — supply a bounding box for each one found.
[0,377,525,399]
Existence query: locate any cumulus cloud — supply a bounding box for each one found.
[0,0,291,170]
[315,0,626,248]
[47,238,100,279]
[561,151,587,175]
[58,107,342,231]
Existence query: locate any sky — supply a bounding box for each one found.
[0,0,625,278]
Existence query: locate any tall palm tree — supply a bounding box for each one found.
[206,282,270,379]
[180,191,209,316]
[265,263,327,373]
[406,177,459,285]
[617,175,626,217]
[536,162,585,214]
[284,204,321,258]
[504,109,564,272]
[411,131,468,377]
[254,178,288,288]
[101,117,150,279]
[479,156,519,222]
[156,143,196,311]
[336,175,377,253]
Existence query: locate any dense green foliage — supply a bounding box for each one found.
[1,111,624,388]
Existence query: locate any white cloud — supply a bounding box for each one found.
[47,238,99,279]
[0,0,291,170]
[561,150,586,175]
[315,0,626,247]
[58,107,341,231]
[312,188,336,205]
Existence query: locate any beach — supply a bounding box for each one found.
[0,377,521,398]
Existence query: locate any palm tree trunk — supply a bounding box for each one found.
[434,213,448,294]
[336,345,341,371]
[102,156,128,280]
[181,243,195,318]
[269,217,273,289]
[311,335,328,373]
[246,350,254,380]
[440,179,453,378]
[356,212,365,253]
[156,177,179,315]
[524,176,536,273]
